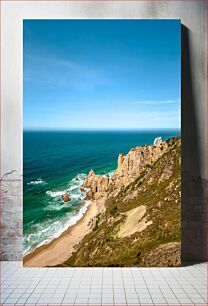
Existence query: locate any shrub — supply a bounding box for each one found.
[110,206,118,216]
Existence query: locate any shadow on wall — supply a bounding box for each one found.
[181,25,208,264]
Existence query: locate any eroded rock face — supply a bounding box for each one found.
[82,138,171,200]
[83,169,110,200]
[62,137,181,267]
[109,139,169,196]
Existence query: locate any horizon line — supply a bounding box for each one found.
[23,127,181,132]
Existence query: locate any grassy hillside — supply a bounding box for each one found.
[61,137,181,267]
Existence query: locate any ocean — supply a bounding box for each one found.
[23,129,180,255]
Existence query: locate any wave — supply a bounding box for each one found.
[45,174,87,213]
[46,173,87,199]
[23,172,89,255]
[24,171,113,255]
[108,170,115,177]
[27,178,47,185]
[23,199,91,256]
[46,190,65,198]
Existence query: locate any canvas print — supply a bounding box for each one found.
[23,20,181,267]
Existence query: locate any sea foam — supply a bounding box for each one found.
[46,173,87,199]
[27,178,46,185]
[23,199,91,256]
[24,172,89,255]
[46,190,65,198]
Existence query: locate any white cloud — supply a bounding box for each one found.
[24,53,110,89]
[133,99,179,105]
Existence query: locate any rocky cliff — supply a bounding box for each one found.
[83,137,171,199]
[61,136,181,267]
[82,169,110,200]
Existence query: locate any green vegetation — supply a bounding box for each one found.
[109,206,118,216]
[60,137,181,267]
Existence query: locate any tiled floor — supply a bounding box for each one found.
[0,261,207,305]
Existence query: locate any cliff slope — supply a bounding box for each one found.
[82,138,170,200]
[62,136,181,267]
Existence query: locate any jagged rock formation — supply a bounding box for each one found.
[82,169,110,200]
[61,136,181,267]
[83,137,170,199]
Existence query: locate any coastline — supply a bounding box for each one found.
[23,199,105,267]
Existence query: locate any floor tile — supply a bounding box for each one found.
[0,261,207,306]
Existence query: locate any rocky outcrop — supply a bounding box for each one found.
[82,169,110,200]
[83,137,173,200]
[62,193,70,202]
[62,136,181,267]
[110,139,169,196]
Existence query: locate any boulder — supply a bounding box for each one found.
[62,192,70,202]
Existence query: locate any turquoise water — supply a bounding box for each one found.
[23,129,180,254]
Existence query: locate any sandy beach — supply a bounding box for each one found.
[23,199,105,267]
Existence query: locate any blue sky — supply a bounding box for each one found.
[23,20,181,130]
